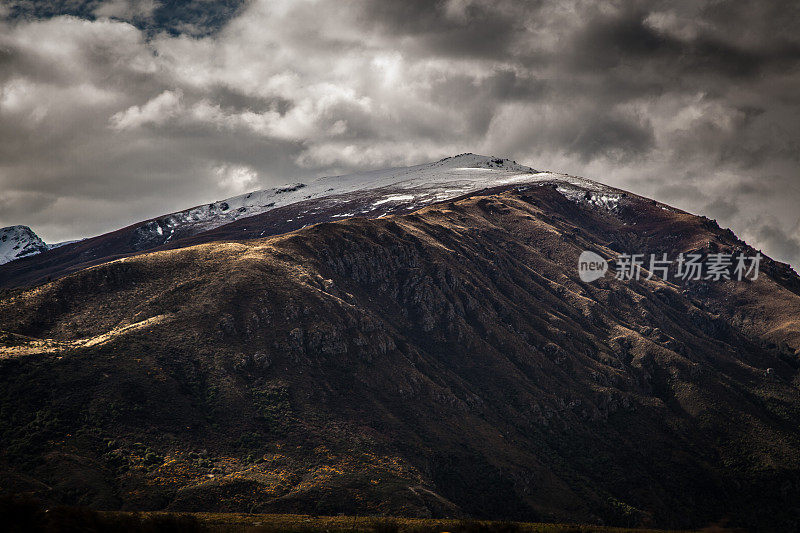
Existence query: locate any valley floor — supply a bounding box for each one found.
[3,501,716,533]
[146,512,698,532]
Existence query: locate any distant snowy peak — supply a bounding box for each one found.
[0,225,49,265]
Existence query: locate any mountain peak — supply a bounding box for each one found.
[0,156,621,287]
[0,225,48,265]
[105,155,549,253]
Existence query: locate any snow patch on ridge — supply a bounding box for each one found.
[556,184,623,212]
[373,194,416,206]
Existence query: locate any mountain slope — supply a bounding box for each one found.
[0,154,617,288]
[2,180,800,530]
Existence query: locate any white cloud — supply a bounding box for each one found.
[214,163,260,194]
[110,89,183,130]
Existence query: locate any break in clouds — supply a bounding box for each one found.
[1,0,799,267]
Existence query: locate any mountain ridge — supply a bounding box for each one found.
[0,154,625,288]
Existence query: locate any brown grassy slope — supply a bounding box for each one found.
[1,186,799,531]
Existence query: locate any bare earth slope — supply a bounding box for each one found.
[1,184,800,531]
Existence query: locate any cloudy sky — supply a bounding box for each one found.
[1,0,799,267]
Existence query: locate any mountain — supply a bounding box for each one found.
[0,154,612,288]
[2,156,800,531]
[0,226,49,266]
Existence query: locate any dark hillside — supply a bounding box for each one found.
[2,185,800,531]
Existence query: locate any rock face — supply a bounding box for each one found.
[1,183,800,531]
[0,225,48,265]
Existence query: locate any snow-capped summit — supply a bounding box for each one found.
[0,154,628,285]
[0,225,49,265]
[131,153,615,247]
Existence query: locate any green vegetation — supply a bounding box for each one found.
[252,384,291,429]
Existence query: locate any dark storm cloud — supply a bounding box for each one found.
[484,69,546,102]
[565,7,794,78]
[0,0,798,267]
[359,0,524,58]
[202,85,294,116]
[566,8,678,70]
[565,110,655,162]
[754,224,800,265]
[704,198,740,221]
